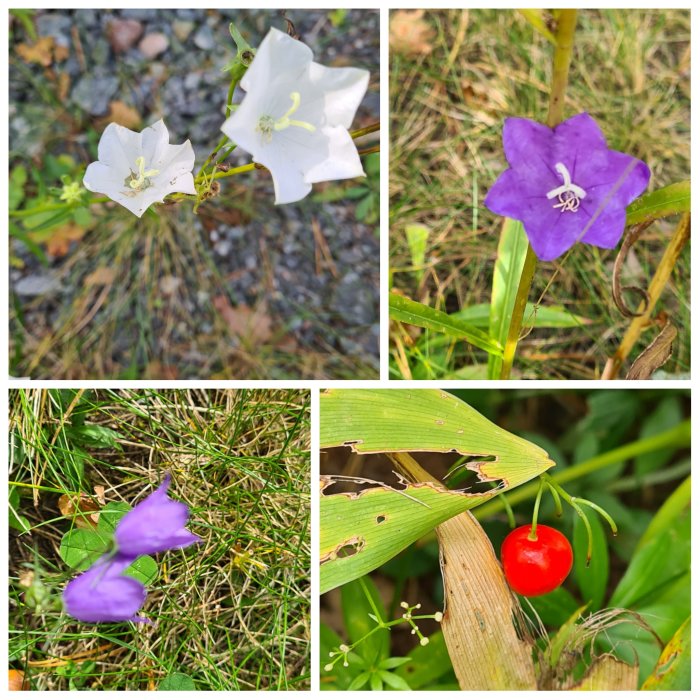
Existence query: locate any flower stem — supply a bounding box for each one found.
[498,10,578,379]
[350,122,380,139]
[9,197,109,219]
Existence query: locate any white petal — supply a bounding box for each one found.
[96,123,137,174]
[221,95,265,158]
[140,119,170,166]
[240,28,312,93]
[153,140,197,193]
[83,161,128,195]
[308,63,370,128]
[304,126,365,184]
[252,143,313,205]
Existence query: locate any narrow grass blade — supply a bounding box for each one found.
[389,293,503,357]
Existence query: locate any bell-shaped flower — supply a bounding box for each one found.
[484,113,651,261]
[63,554,148,623]
[221,27,370,204]
[83,119,197,218]
[114,474,201,557]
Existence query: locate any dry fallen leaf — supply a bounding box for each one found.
[9,669,30,691]
[16,36,55,66]
[29,222,86,258]
[84,267,116,287]
[145,361,179,379]
[213,296,274,345]
[58,493,100,529]
[94,485,106,506]
[390,10,435,56]
[101,100,141,129]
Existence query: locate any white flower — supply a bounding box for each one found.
[83,119,197,218]
[221,27,370,204]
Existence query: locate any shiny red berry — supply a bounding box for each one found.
[500,524,573,597]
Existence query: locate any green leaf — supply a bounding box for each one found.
[625,180,690,226]
[517,9,557,44]
[9,487,31,534]
[389,293,503,357]
[487,218,529,377]
[378,656,411,670]
[72,207,93,228]
[635,475,690,552]
[158,673,197,690]
[573,511,608,610]
[609,508,689,609]
[9,165,28,210]
[347,671,370,691]
[124,554,158,586]
[395,631,456,689]
[641,617,690,690]
[521,586,580,629]
[378,671,412,690]
[405,224,429,285]
[634,397,683,476]
[320,389,553,592]
[60,529,112,570]
[341,576,389,665]
[65,424,124,450]
[453,302,591,329]
[97,502,131,534]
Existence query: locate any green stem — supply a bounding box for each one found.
[529,477,545,539]
[473,419,690,520]
[349,122,380,139]
[9,197,109,219]
[497,10,578,379]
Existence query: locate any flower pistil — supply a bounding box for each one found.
[546,162,586,212]
[126,156,160,192]
[257,91,316,142]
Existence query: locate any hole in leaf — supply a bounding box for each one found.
[376,515,386,524]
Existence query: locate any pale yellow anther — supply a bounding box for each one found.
[129,156,160,190]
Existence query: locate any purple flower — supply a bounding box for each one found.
[63,554,149,623]
[114,474,201,557]
[484,113,651,261]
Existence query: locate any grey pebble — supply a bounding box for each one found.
[15,274,62,297]
[71,72,119,115]
[193,25,216,50]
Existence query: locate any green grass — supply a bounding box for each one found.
[390,9,690,379]
[9,389,310,690]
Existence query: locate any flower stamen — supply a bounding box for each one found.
[257,91,317,142]
[127,156,160,191]
[546,162,586,213]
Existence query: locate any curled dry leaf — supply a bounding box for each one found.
[57,493,100,529]
[626,319,677,380]
[389,10,435,56]
[16,36,55,66]
[213,296,273,345]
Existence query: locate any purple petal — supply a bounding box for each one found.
[578,206,628,249]
[502,117,553,169]
[484,169,548,219]
[114,474,201,557]
[520,204,587,262]
[63,555,147,623]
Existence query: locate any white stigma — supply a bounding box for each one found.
[546,162,586,213]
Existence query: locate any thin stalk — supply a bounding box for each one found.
[9,197,109,218]
[473,419,690,520]
[350,122,380,139]
[603,212,690,378]
[498,10,578,379]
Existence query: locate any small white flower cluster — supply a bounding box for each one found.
[83,28,369,217]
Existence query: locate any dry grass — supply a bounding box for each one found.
[390,9,690,379]
[9,389,310,690]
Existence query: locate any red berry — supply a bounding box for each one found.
[500,524,573,597]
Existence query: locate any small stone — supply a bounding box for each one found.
[71,73,119,115]
[215,240,232,257]
[193,25,215,50]
[172,20,195,42]
[138,32,169,59]
[106,19,144,53]
[15,274,61,297]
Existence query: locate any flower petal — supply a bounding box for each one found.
[240,28,312,93]
[578,205,628,249]
[96,123,139,174]
[63,555,147,623]
[114,474,201,557]
[304,126,365,184]
[140,119,171,167]
[308,63,370,128]
[502,117,553,169]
